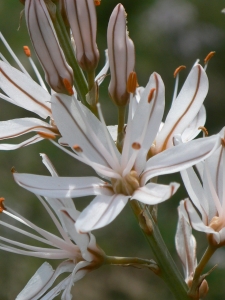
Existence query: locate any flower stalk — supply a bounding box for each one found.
[130,200,190,300]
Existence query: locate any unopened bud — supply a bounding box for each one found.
[25,0,74,94]
[107,4,135,106]
[63,0,99,71]
[199,279,209,299]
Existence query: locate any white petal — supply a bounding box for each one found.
[155,65,208,151]
[16,262,54,300]
[0,134,43,150]
[0,61,51,118]
[13,173,113,198]
[0,118,57,141]
[76,194,129,232]
[132,182,179,205]
[142,134,221,184]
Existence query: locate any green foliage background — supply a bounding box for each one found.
[1,0,225,299]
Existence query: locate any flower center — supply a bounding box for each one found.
[111,170,140,195]
[209,216,224,232]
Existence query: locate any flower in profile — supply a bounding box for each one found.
[0,154,105,299]
[179,132,225,248]
[13,69,221,232]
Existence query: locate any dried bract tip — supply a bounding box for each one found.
[204,51,216,64]
[11,167,16,173]
[94,0,101,6]
[63,0,99,71]
[107,4,135,106]
[0,198,5,213]
[38,132,56,139]
[148,88,156,103]
[127,72,137,94]
[23,45,31,57]
[63,78,74,95]
[25,0,73,93]
[132,142,141,150]
[198,126,208,136]
[173,65,186,78]
[73,145,83,152]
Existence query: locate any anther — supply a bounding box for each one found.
[11,167,16,173]
[198,126,208,136]
[127,71,137,94]
[63,78,74,96]
[204,51,216,64]
[94,0,101,5]
[23,46,31,57]
[73,145,83,152]
[38,132,56,139]
[132,142,141,150]
[148,88,156,103]
[0,197,5,213]
[173,65,186,78]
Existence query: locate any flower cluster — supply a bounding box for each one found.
[0,0,225,299]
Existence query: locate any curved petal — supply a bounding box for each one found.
[131,182,179,205]
[155,64,208,152]
[0,134,43,150]
[13,173,114,198]
[0,118,57,141]
[0,61,51,118]
[76,194,129,232]
[141,133,221,184]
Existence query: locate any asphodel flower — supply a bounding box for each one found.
[13,71,221,232]
[107,4,135,106]
[25,0,74,94]
[0,154,105,299]
[63,0,99,72]
[179,130,225,247]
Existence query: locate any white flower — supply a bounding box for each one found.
[0,154,104,299]
[13,68,221,232]
[179,131,225,247]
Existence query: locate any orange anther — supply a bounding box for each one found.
[38,132,56,139]
[73,145,83,152]
[148,88,156,103]
[11,167,16,173]
[0,198,5,213]
[23,46,31,57]
[204,51,216,64]
[94,0,101,5]
[173,65,186,78]
[221,138,225,147]
[132,142,141,150]
[127,71,137,94]
[198,126,208,136]
[63,78,74,96]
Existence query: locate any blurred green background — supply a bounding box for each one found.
[1,0,225,299]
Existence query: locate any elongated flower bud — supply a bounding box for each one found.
[63,0,99,72]
[25,0,74,94]
[107,4,135,106]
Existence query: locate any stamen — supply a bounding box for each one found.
[73,145,83,153]
[23,46,31,57]
[204,51,215,71]
[11,167,16,173]
[204,51,216,64]
[0,198,5,213]
[38,132,56,139]
[198,126,208,137]
[173,65,186,78]
[94,0,101,5]
[148,88,156,103]
[127,71,137,94]
[0,33,30,77]
[132,142,141,150]
[63,78,74,95]
[221,138,225,148]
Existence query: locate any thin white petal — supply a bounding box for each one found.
[0,134,43,150]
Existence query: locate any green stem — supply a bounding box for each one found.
[51,4,89,104]
[188,246,216,299]
[105,256,160,274]
[130,200,190,300]
[117,105,126,152]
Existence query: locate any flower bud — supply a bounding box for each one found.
[63,0,99,72]
[25,0,74,94]
[107,4,135,106]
